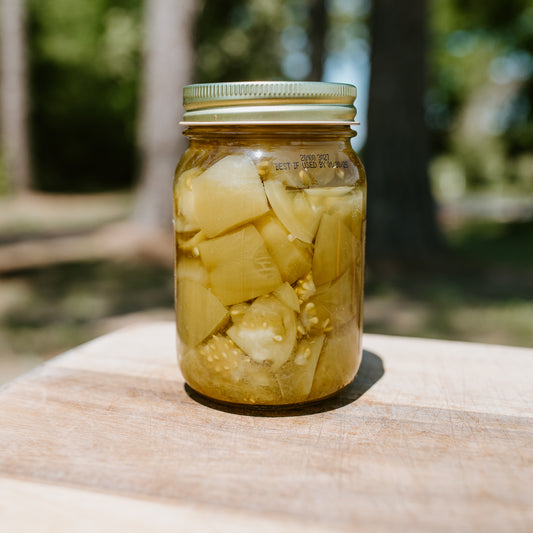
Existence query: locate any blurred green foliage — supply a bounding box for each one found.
[194,0,286,82]
[23,0,533,196]
[28,0,142,192]
[428,0,533,196]
[1,0,532,364]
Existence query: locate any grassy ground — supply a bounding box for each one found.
[364,219,533,347]
[0,193,531,383]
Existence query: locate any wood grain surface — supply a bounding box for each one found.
[0,322,531,532]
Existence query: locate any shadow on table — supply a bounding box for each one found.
[185,349,384,417]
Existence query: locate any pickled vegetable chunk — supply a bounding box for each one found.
[309,323,361,399]
[273,282,300,312]
[264,180,322,243]
[276,335,325,402]
[177,280,229,346]
[324,188,364,235]
[177,230,207,252]
[255,214,312,284]
[176,257,209,286]
[312,213,357,286]
[305,187,365,235]
[304,269,357,332]
[198,225,282,305]
[227,295,296,370]
[191,155,270,237]
[174,167,203,232]
[180,335,281,404]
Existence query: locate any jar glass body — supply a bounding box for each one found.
[173,125,366,406]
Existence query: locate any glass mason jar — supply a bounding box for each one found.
[174,81,366,406]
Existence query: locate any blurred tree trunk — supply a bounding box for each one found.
[307,0,327,81]
[365,0,441,265]
[0,0,32,193]
[133,0,197,229]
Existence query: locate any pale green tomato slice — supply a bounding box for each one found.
[273,282,300,312]
[227,295,296,370]
[191,155,270,237]
[275,335,325,403]
[180,334,281,404]
[177,230,207,253]
[312,213,357,286]
[325,188,365,235]
[304,186,354,198]
[264,180,322,244]
[305,187,364,235]
[177,280,229,346]
[174,167,203,232]
[198,225,282,306]
[309,321,361,400]
[255,213,312,284]
[300,269,357,335]
[229,302,251,322]
[176,257,209,286]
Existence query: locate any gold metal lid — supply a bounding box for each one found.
[180,81,358,125]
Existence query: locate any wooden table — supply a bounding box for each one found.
[0,322,531,532]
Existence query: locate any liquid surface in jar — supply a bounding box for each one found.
[174,152,365,405]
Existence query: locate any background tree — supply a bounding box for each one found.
[27,0,141,192]
[365,0,442,265]
[10,0,532,227]
[428,0,533,198]
[133,0,197,229]
[194,0,286,82]
[307,0,327,81]
[1,0,32,193]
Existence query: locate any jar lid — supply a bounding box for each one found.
[180,81,358,125]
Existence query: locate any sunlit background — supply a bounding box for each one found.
[1,0,532,382]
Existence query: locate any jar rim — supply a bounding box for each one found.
[180,120,360,126]
[181,81,358,124]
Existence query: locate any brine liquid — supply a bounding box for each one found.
[174,151,365,405]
